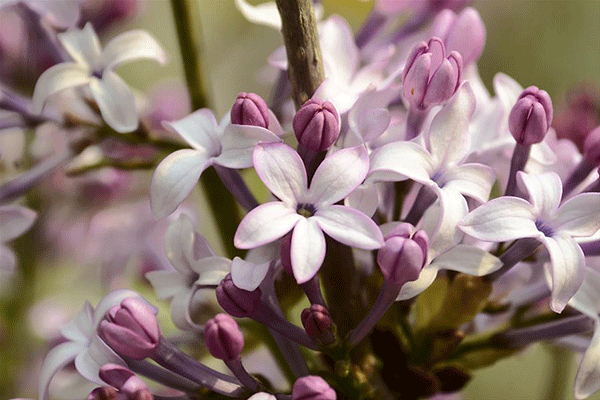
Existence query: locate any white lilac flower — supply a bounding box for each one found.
[150,108,283,218]
[32,22,167,133]
[234,142,384,283]
[367,83,495,219]
[233,0,323,31]
[145,214,230,330]
[460,171,600,313]
[0,204,36,273]
[38,290,146,400]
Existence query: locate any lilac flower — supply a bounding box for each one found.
[234,143,384,283]
[460,171,600,312]
[234,0,323,30]
[0,204,36,273]
[0,0,81,28]
[150,108,283,218]
[145,214,230,330]
[32,23,167,133]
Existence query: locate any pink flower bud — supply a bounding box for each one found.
[231,92,270,128]
[87,387,120,400]
[584,126,600,166]
[99,298,161,360]
[204,313,244,361]
[216,274,262,318]
[431,7,486,66]
[403,38,463,110]
[301,304,335,345]
[99,364,149,398]
[293,99,340,152]
[377,224,428,288]
[292,376,336,400]
[509,86,553,145]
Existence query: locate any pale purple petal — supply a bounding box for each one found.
[570,268,600,319]
[575,321,600,400]
[38,341,85,400]
[396,265,439,301]
[0,245,16,273]
[291,218,326,283]
[542,234,586,313]
[313,205,383,250]
[58,23,101,68]
[215,124,282,169]
[145,271,189,299]
[163,109,220,153]
[102,30,168,71]
[0,205,37,242]
[234,0,282,30]
[253,143,307,205]
[234,202,301,249]
[60,302,94,342]
[439,163,495,203]
[431,245,502,276]
[150,149,211,218]
[517,171,562,217]
[231,257,270,291]
[319,15,358,85]
[554,193,600,237]
[163,214,196,274]
[192,257,231,285]
[459,197,540,242]
[170,287,201,331]
[344,183,379,218]
[89,72,138,133]
[367,141,434,184]
[32,63,91,113]
[267,109,285,136]
[308,146,369,206]
[76,336,125,384]
[427,82,476,167]
[427,187,468,258]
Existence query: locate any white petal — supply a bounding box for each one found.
[459,197,540,242]
[314,206,383,250]
[163,108,220,152]
[150,149,210,218]
[60,302,94,342]
[493,72,523,116]
[76,336,125,384]
[432,245,502,276]
[146,271,189,299]
[428,82,476,167]
[234,202,301,249]
[396,265,439,301]
[170,289,201,331]
[428,187,468,258]
[38,341,85,400]
[163,214,196,274]
[308,146,369,206]
[248,393,277,400]
[439,163,495,203]
[0,205,37,242]
[58,23,101,68]
[192,257,231,285]
[344,183,379,218]
[555,193,600,237]
[234,0,282,30]
[102,30,168,70]
[231,257,270,291]
[215,124,282,169]
[291,218,326,283]
[517,171,562,217]
[575,320,600,400]
[319,15,358,85]
[570,268,600,319]
[267,109,285,136]
[253,143,307,205]
[543,234,586,313]
[367,141,434,184]
[89,72,138,133]
[0,245,16,273]
[32,63,91,113]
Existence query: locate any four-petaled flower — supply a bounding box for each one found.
[234,142,384,283]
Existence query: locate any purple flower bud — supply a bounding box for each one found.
[99,364,149,397]
[99,298,161,360]
[403,38,463,110]
[204,313,244,361]
[430,7,486,66]
[301,304,335,345]
[584,126,600,166]
[216,274,262,318]
[292,376,336,400]
[87,387,120,400]
[231,92,270,128]
[509,86,553,145]
[293,99,340,152]
[377,224,428,287]
[280,233,294,275]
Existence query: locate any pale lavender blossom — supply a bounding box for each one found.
[0,204,36,273]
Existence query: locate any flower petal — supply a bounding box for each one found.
[575,320,600,400]
[0,205,37,242]
[367,141,434,184]
[517,171,562,217]
[146,271,189,299]
[0,245,16,273]
[234,0,282,30]
[102,30,168,70]
[215,124,282,169]
[396,265,439,301]
[344,183,379,218]
[291,218,326,283]
[231,257,270,291]
[253,143,307,205]
[163,213,196,274]
[89,72,139,133]
[432,245,501,276]
[313,205,383,250]
[93,289,148,328]
[234,202,301,249]
[170,288,201,331]
[32,63,91,113]
[438,163,495,203]
[319,15,358,86]
[427,187,468,258]
[163,108,220,152]
[570,268,600,319]
[58,22,101,68]
[459,197,540,242]
[555,193,600,237]
[38,341,85,400]
[308,146,369,206]
[542,234,586,313]
[150,149,210,218]
[60,302,94,342]
[76,335,125,384]
[192,256,231,285]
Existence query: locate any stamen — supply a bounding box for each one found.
[296,203,317,218]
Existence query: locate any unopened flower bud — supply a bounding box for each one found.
[204,313,244,361]
[231,92,270,128]
[509,86,553,145]
[99,298,160,360]
[378,224,428,287]
[292,376,336,400]
[583,126,600,166]
[280,233,294,275]
[431,7,486,66]
[99,364,149,397]
[216,274,262,318]
[403,37,463,110]
[301,304,335,345]
[293,99,340,152]
[87,387,120,400]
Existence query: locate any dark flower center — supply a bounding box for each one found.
[296,203,317,218]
